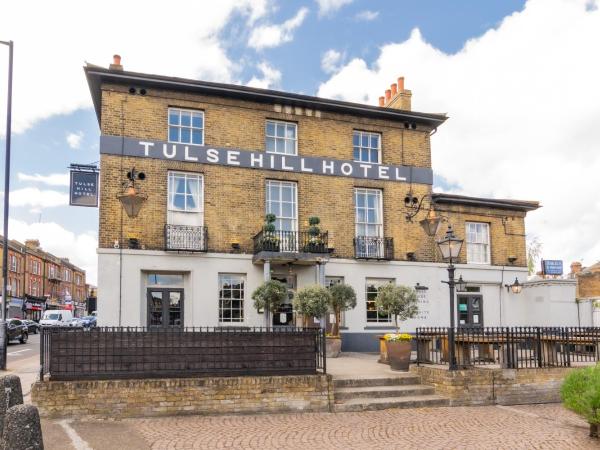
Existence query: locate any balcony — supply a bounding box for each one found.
[165,224,208,252]
[253,230,329,264]
[353,236,394,260]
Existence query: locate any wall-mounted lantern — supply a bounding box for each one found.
[117,168,147,218]
[505,277,522,294]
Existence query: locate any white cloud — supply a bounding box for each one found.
[0,1,271,135]
[321,49,344,74]
[317,0,600,267]
[5,188,68,208]
[9,218,98,284]
[247,62,282,89]
[355,10,379,21]
[316,0,352,17]
[66,131,84,149]
[248,7,309,49]
[17,172,70,187]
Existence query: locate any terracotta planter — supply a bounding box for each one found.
[326,337,342,358]
[386,340,411,371]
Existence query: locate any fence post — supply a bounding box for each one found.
[39,327,44,380]
[321,328,327,374]
[564,327,571,367]
[416,328,420,366]
[448,327,456,370]
[536,327,543,368]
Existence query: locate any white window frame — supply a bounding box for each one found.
[353,130,381,164]
[466,222,491,265]
[168,107,204,145]
[366,278,394,323]
[9,255,17,272]
[265,120,297,156]
[266,180,298,232]
[218,273,246,324]
[354,188,383,238]
[168,171,204,215]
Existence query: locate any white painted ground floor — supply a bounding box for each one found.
[97,249,587,352]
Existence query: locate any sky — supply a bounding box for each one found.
[0,0,599,285]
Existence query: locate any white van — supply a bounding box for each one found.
[40,310,73,327]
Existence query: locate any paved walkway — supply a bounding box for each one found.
[41,403,596,449]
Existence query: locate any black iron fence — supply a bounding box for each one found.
[416,327,600,369]
[165,224,208,252]
[40,326,326,381]
[353,236,394,260]
[253,230,329,253]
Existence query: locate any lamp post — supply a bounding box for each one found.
[0,40,13,371]
[436,224,464,370]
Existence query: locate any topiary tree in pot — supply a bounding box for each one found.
[305,216,325,252]
[561,364,600,438]
[293,285,331,329]
[251,279,288,328]
[326,283,357,357]
[375,284,418,371]
[261,213,280,251]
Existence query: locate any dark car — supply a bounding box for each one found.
[7,319,28,344]
[22,320,40,334]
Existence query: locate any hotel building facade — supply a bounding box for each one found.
[87,58,539,351]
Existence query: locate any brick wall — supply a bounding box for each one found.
[31,374,333,418]
[98,84,528,266]
[411,366,575,406]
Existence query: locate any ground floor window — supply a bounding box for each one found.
[218,274,245,323]
[366,278,393,323]
[457,294,483,327]
[146,272,184,328]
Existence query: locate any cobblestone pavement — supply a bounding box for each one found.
[43,403,596,450]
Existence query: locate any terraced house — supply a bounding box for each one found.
[87,56,539,351]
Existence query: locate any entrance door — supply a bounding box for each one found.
[457,294,483,327]
[271,274,295,327]
[147,288,184,328]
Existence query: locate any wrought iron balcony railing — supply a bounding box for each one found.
[253,230,329,254]
[353,236,394,260]
[165,224,208,252]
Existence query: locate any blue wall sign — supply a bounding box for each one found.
[542,260,563,276]
[70,170,99,207]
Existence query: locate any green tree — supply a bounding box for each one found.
[251,280,288,326]
[375,284,418,334]
[527,236,543,275]
[561,364,600,438]
[328,283,357,337]
[293,285,331,328]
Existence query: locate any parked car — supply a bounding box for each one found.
[40,310,73,327]
[7,319,28,344]
[81,316,97,328]
[66,318,84,328]
[22,320,40,334]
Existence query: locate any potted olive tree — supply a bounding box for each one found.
[304,216,325,253]
[251,279,288,327]
[561,364,600,438]
[261,213,280,251]
[375,284,418,371]
[327,283,357,357]
[293,285,331,329]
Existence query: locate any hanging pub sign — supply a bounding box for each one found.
[69,164,99,207]
[541,260,563,276]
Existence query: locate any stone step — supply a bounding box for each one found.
[334,384,435,401]
[333,374,421,388]
[333,394,449,413]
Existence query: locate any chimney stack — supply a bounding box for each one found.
[570,261,583,276]
[380,75,412,111]
[25,239,40,250]
[109,54,123,71]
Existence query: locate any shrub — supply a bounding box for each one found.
[375,284,418,334]
[328,283,357,337]
[251,280,287,313]
[561,364,600,437]
[294,285,331,326]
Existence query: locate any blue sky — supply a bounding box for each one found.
[1,0,600,282]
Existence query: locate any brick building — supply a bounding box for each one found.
[569,261,600,326]
[86,57,539,350]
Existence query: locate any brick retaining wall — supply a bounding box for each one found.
[411,365,576,406]
[31,374,333,418]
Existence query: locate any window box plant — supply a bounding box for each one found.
[303,217,326,253]
[326,283,357,358]
[375,284,418,371]
[261,213,280,252]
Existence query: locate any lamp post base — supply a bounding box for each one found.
[0,320,8,370]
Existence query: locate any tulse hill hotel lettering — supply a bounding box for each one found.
[87,57,539,351]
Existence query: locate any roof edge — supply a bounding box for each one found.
[432,192,540,212]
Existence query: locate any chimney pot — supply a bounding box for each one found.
[378,96,385,107]
[113,54,121,65]
[391,83,398,96]
[384,89,391,102]
[570,261,583,275]
[397,76,405,92]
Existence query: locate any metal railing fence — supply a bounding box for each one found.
[253,230,329,253]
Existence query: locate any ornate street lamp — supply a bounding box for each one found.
[505,277,522,294]
[437,224,464,370]
[117,168,147,218]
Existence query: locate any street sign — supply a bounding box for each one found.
[69,165,99,207]
[542,260,563,276]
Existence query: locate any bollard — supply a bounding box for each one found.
[0,374,23,437]
[1,404,44,450]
